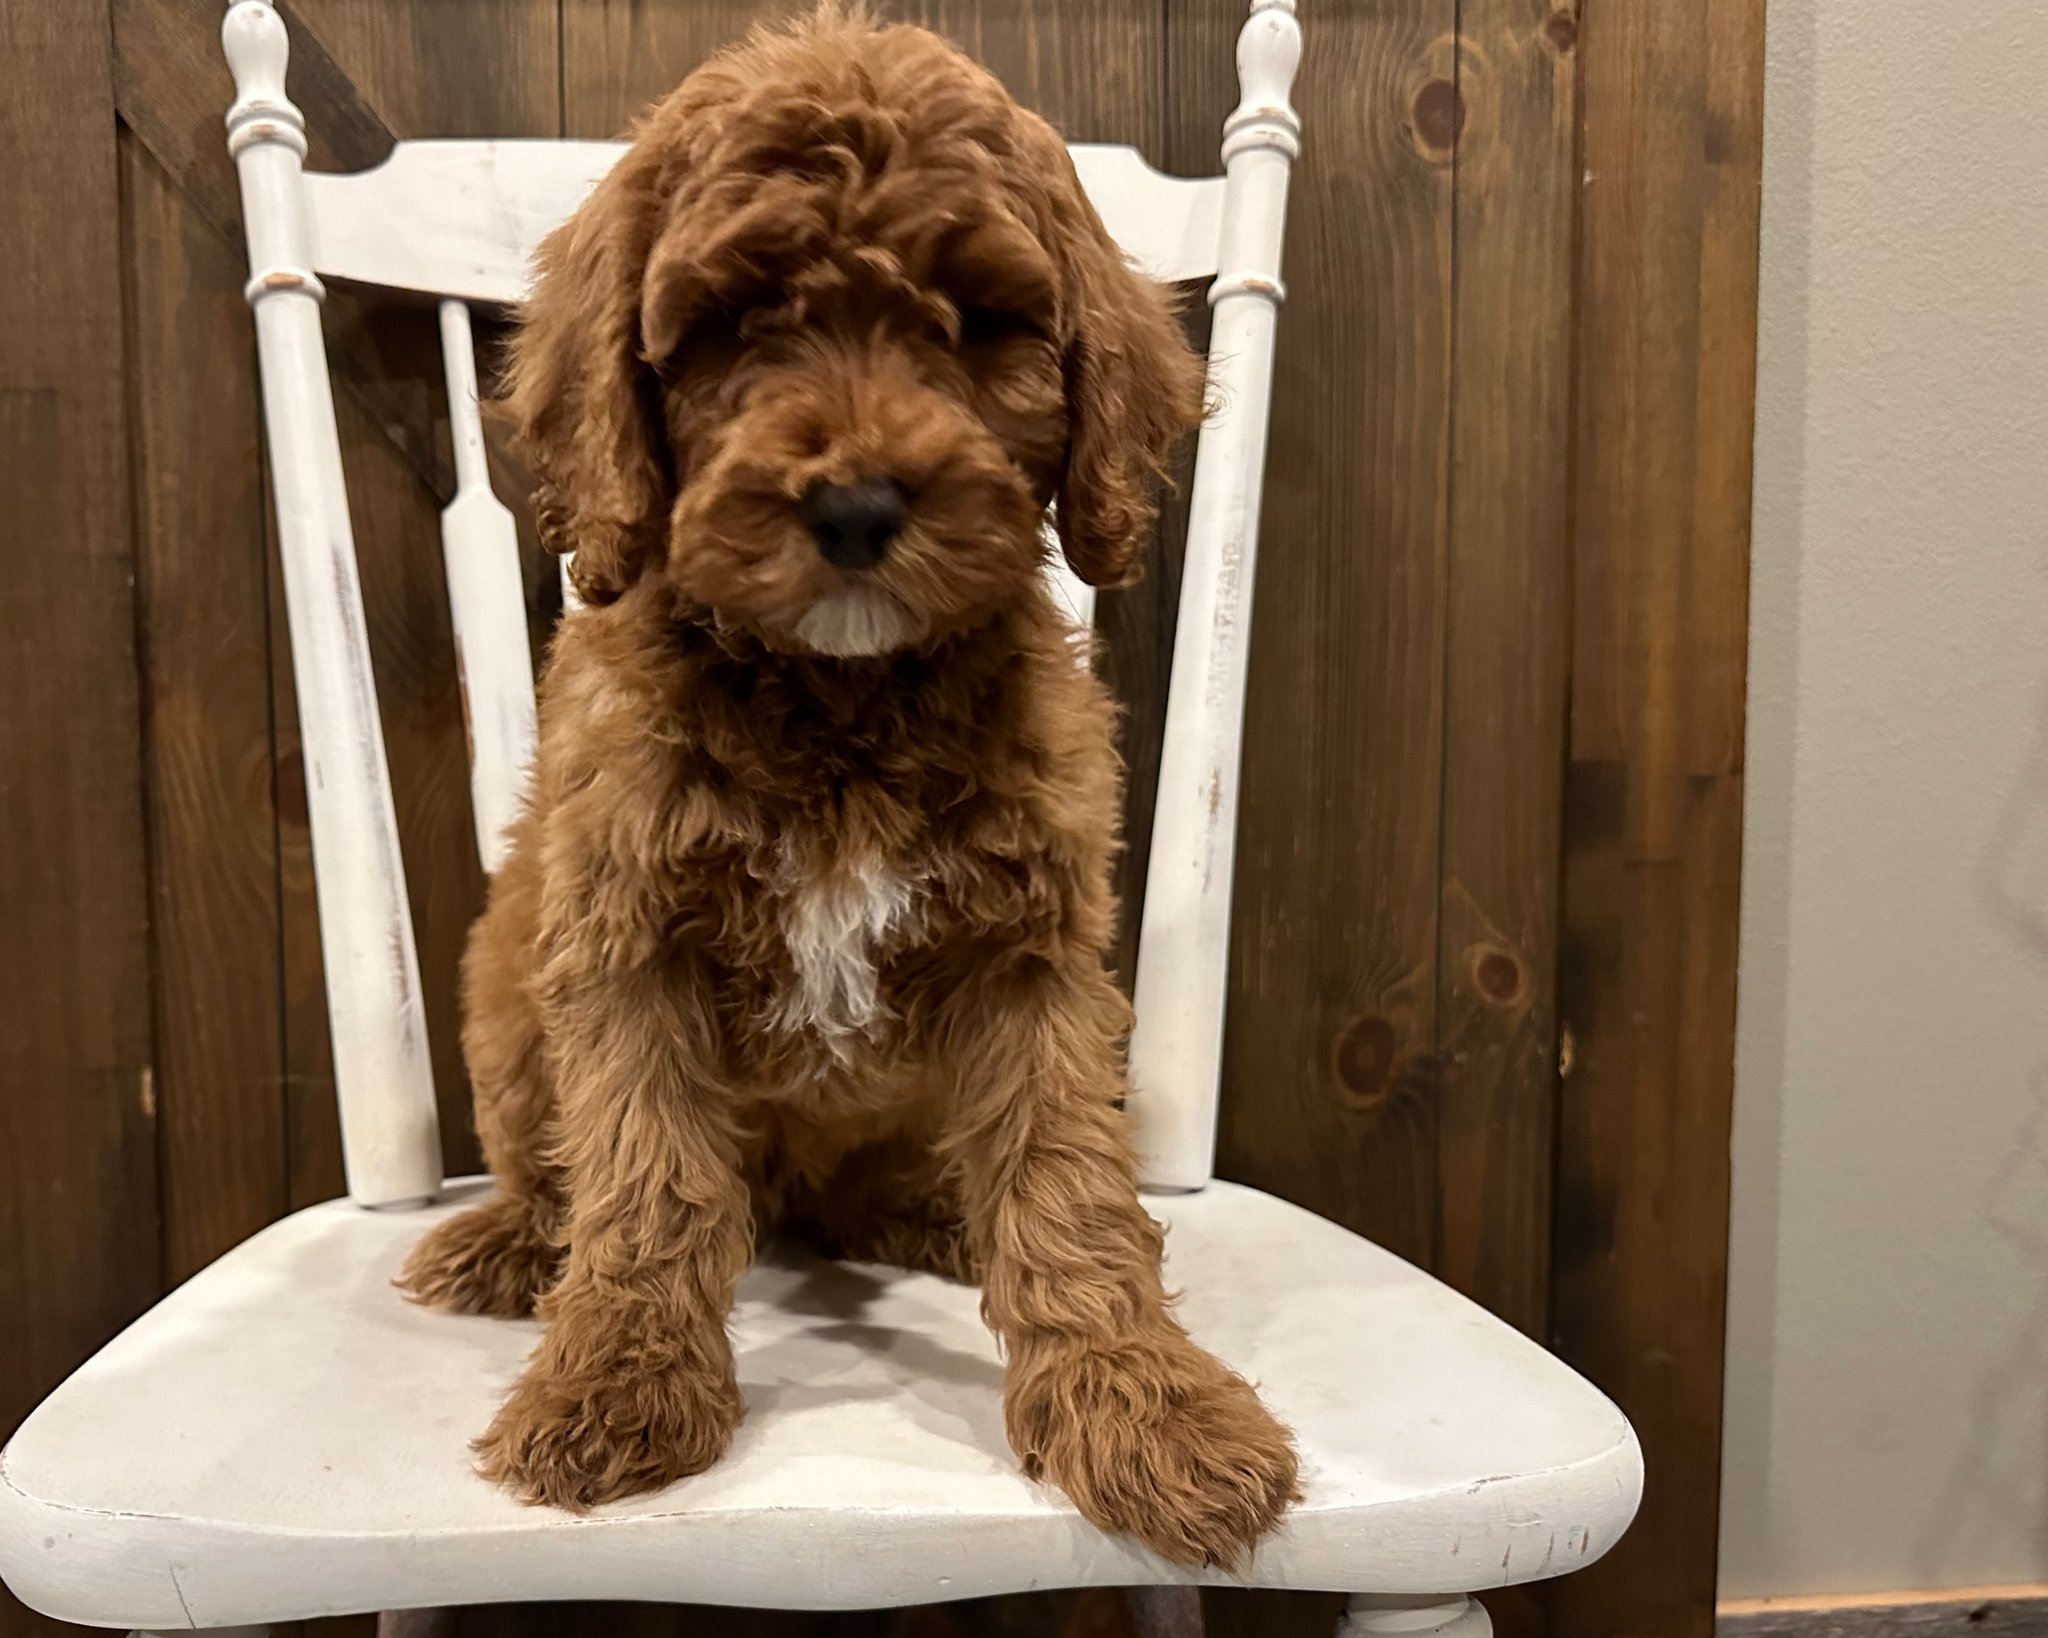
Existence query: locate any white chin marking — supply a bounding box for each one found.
[794,582,926,657]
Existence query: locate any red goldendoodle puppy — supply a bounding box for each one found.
[399,5,1297,1568]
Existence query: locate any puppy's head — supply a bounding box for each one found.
[504,8,1204,657]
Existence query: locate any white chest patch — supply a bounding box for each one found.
[776,856,918,1044]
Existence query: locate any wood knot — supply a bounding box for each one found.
[1411,78,1464,154]
[1466,943,1528,1008]
[1544,10,1578,53]
[1332,1014,1399,1110]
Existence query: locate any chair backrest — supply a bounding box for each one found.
[221,0,1301,1208]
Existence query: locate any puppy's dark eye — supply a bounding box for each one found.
[955,305,1035,347]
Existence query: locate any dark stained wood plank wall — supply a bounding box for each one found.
[1546,3,1765,1637]
[0,0,163,1501]
[1433,0,1578,1343]
[123,131,289,1285]
[0,5,163,1635]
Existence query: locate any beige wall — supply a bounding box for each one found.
[1723,0,2048,1601]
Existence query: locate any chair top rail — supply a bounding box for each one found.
[302,138,1227,305]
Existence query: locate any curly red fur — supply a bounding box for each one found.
[396,6,1296,1568]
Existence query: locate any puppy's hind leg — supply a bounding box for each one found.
[401,1188,561,1319]
[399,837,564,1317]
[816,1208,977,1283]
[790,1139,980,1283]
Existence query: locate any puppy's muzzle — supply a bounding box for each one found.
[801,476,908,570]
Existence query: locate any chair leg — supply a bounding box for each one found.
[1124,1584,1204,1638]
[379,1612,459,1638]
[131,1629,271,1637]
[1336,1594,1491,1638]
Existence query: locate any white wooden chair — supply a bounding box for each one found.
[0,4,1643,1634]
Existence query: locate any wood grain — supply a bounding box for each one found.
[1544,4,1764,1638]
[0,4,161,1635]
[303,0,557,139]
[0,0,159,1410]
[123,130,292,1284]
[560,0,768,134]
[1186,0,1454,1271]
[1432,0,1578,1339]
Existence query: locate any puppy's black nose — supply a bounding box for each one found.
[800,477,907,570]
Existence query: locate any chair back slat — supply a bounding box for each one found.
[301,140,1227,302]
[305,143,622,305]
[437,299,538,876]
[1042,540,1097,634]
[224,0,1299,1202]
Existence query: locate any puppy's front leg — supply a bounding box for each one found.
[948,965,1299,1567]
[475,970,751,1511]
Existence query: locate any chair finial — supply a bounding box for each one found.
[1225,0,1303,165]
[224,0,306,160]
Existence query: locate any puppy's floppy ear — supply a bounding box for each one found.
[501,143,673,606]
[1054,207,1207,590]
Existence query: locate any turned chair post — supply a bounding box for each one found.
[223,0,442,1207]
[1128,0,1303,1191]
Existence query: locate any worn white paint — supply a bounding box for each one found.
[0,6,1646,1633]
[0,1181,1639,1629]
[1722,0,2048,1601]
[437,299,538,876]
[303,141,625,304]
[222,0,440,1209]
[1127,0,1301,1191]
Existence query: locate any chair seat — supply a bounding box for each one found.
[0,1180,1640,1629]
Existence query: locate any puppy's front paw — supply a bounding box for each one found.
[475,1343,743,1510]
[1007,1337,1299,1568]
